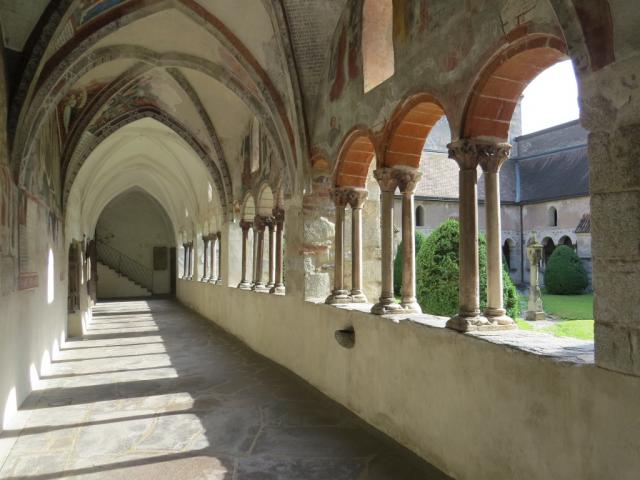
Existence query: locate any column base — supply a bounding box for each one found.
[252,282,270,293]
[485,309,516,327]
[371,298,402,315]
[326,290,351,305]
[350,291,368,303]
[266,282,275,290]
[238,281,252,290]
[270,284,285,295]
[400,298,422,314]
[525,310,545,321]
[200,275,208,282]
[215,278,222,285]
[446,313,491,332]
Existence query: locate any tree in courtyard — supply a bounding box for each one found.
[394,231,427,296]
[543,245,588,295]
[416,219,520,318]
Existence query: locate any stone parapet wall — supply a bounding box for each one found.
[178,280,640,480]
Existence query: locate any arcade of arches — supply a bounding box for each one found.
[0,1,639,479]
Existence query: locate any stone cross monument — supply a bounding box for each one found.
[526,234,545,321]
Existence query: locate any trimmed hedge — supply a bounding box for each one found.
[393,231,427,295]
[544,245,588,295]
[415,219,520,318]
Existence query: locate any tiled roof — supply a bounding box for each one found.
[518,145,589,202]
[575,213,591,233]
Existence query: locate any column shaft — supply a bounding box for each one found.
[216,232,222,284]
[371,170,401,314]
[326,188,350,304]
[396,168,422,313]
[209,235,218,283]
[201,237,209,281]
[347,189,368,303]
[271,209,285,294]
[252,217,269,292]
[266,223,276,289]
[238,223,252,289]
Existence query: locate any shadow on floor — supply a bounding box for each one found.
[0,299,451,479]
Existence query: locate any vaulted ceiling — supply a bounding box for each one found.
[5,0,346,238]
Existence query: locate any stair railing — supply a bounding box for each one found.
[96,240,154,292]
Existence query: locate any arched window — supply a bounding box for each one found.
[559,236,573,248]
[362,0,394,93]
[415,205,425,227]
[502,239,512,270]
[548,207,558,227]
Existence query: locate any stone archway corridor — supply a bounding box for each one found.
[0,300,448,480]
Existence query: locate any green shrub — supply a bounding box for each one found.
[393,231,427,295]
[415,219,520,318]
[543,245,588,295]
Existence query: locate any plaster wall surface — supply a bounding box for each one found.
[522,197,590,233]
[96,262,152,298]
[0,241,66,437]
[96,191,174,295]
[177,280,640,480]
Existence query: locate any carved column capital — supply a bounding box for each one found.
[346,188,368,209]
[477,142,511,173]
[240,220,253,232]
[392,166,422,195]
[374,168,398,193]
[330,187,351,208]
[254,215,270,232]
[216,231,222,240]
[272,207,285,225]
[448,139,511,172]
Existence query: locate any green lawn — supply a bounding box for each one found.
[519,293,594,341]
[541,293,594,320]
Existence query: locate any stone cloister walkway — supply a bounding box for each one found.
[0,299,449,479]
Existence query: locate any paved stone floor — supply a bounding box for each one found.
[0,299,450,479]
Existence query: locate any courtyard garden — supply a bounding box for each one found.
[515,292,594,340]
[396,219,594,341]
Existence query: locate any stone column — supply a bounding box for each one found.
[238,221,252,289]
[372,169,402,314]
[446,140,488,331]
[201,235,210,281]
[182,243,189,279]
[215,232,222,284]
[266,220,276,290]
[326,188,350,304]
[394,166,422,313]
[187,242,193,279]
[347,188,368,303]
[271,208,285,294]
[526,236,545,321]
[252,216,269,292]
[479,142,515,328]
[209,234,217,283]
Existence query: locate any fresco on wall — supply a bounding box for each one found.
[57,82,105,140]
[92,78,160,132]
[501,0,538,33]
[329,2,362,101]
[20,112,63,212]
[0,164,17,295]
[74,0,127,27]
[393,0,430,43]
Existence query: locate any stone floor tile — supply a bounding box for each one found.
[0,299,449,480]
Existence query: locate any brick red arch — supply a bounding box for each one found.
[335,129,377,188]
[383,93,446,169]
[462,34,568,140]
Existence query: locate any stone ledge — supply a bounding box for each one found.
[313,300,594,365]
